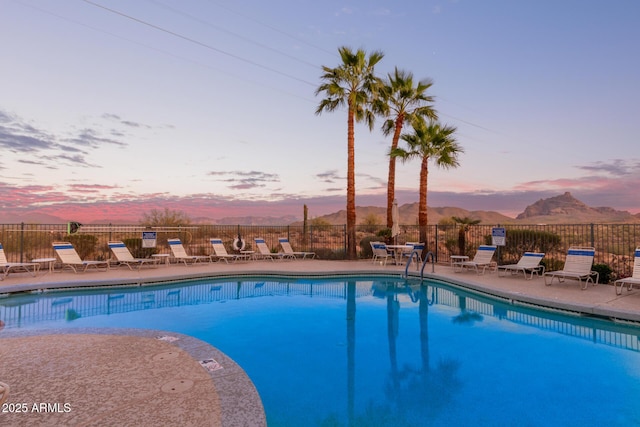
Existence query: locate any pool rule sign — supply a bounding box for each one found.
[491,227,506,246]
[142,231,157,248]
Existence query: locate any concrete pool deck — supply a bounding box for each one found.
[1,259,640,426]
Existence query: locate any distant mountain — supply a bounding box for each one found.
[210,215,300,226]
[301,203,513,226]
[515,192,640,224]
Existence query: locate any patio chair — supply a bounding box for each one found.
[371,241,392,266]
[278,238,316,259]
[453,245,497,275]
[544,247,598,290]
[498,252,545,280]
[254,238,294,261]
[167,238,211,265]
[615,247,640,295]
[210,238,251,263]
[52,241,109,273]
[108,241,158,270]
[0,242,40,279]
[403,242,425,263]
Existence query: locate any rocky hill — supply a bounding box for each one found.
[515,192,640,224]
[306,193,640,225]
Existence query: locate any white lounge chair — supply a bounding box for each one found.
[167,238,211,265]
[0,242,40,279]
[210,239,251,263]
[453,245,497,274]
[278,238,316,259]
[371,241,392,266]
[498,252,545,280]
[108,241,158,270]
[52,241,109,273]
[615,247,640,295]
[544,247,599,290]
[254,238,294,261]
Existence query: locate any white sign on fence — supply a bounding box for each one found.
[142,231,157,248]
[491,227,506,246]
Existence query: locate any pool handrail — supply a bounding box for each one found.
[404,249,435,279]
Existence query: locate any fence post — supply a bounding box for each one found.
[590,223,595,249]
[20,222,25,263]
[434,224,439,263]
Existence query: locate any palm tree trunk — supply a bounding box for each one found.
[346,102,357,259]
[418,158,429,243]
[386,116,404,228]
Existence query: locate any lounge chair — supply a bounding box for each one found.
[52,241,109,273]
[371,241,392,266]
[498,252,545,280]
[453,245,497,274]
[254,238,294,261]
[210,238,251,263]
[615,247,640,295]
[0,242,40,279]
[108,241,158,270]
[544,247,599,290]
[278,238,316,259]
[167,238,211,265]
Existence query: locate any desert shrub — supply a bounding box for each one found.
[503,229,562,259]
[360,213,382,233]
[359,236,378,258]
[592,263,613,284]
[66,234,98,259]
[122,238,158,259]
[311,218,332,233]
[313,248,344,260]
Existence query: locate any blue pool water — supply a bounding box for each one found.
[2,275,640,426]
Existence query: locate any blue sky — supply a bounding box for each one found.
[1,0,639,222]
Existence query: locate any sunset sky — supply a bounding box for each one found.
[2,0,639,223]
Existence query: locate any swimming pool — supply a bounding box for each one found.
[2,274,640,426]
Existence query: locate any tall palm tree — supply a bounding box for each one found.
[315,46,384,259]
[377,68,438,228]
[390,120,463,243]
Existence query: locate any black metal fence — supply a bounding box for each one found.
[1,223,639,281]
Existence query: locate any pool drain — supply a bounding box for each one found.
[152,351,180,361]
[161,379,194,393]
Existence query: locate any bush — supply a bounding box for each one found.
[122,238,158,259]
[359,236,378,259]
[66,234,98,259]
[592,263,613,284]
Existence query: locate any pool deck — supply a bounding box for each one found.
[1,259,640,426]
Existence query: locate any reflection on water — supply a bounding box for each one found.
[2,276,640,426]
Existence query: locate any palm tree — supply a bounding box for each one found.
[376,68,438,228]
[315,46,384,259]
[451,216,480,256]
[390,120,463,243]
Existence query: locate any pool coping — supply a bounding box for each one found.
[0,328,266,427]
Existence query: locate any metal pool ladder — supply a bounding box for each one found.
[403,250,435,280]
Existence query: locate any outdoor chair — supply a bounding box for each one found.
[615,247,640,295]
[544,247,598,290]
[371,241,392,266]
[453,245,497,275]
[108,241,158,270]
[498,252,545,280]
[52,241,109,273]
[278,238,316,259]
[167,238,211,266]
[210,238,251,263]
[0,242,40,279]
[254,238,294,261]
